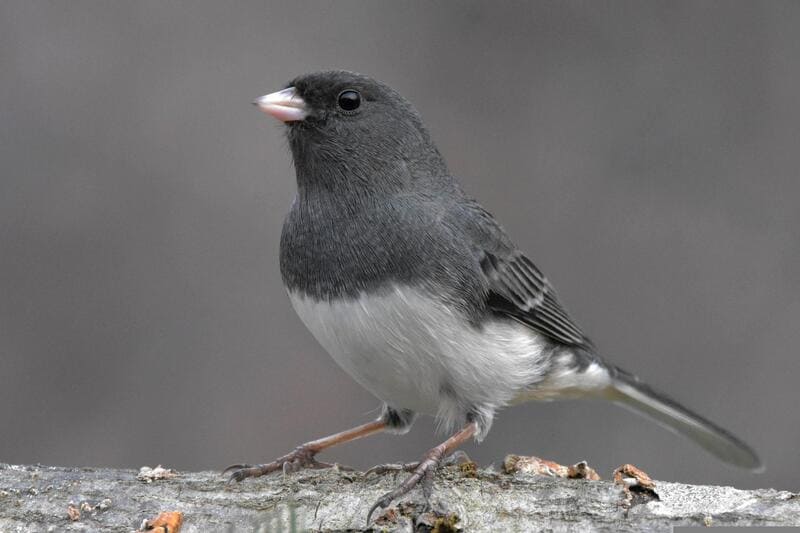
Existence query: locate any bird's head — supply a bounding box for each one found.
[255,70,447,194]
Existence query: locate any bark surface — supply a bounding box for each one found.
[0,462,797,532]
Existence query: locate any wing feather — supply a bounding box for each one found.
[481,251,592,349]
[452,197,592,349]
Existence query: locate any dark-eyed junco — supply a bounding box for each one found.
[226,70,761,521]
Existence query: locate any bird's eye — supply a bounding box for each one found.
[337,90,361,111]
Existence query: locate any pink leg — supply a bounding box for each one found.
[224,420,387,481]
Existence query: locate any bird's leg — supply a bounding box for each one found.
[366,421,478,524]
[224,419,386,482]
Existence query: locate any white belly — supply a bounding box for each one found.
[289,285,551,430]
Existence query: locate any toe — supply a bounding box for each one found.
[227,467,256,483]
[365,493,394,525]
[421,466,436,501]
[365,462,419,476]
[442,450,472,466]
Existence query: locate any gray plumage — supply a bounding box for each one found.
[276,70,761,470]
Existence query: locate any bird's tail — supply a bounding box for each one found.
[607,366,762,471]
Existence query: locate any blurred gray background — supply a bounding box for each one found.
[1,1,797,492]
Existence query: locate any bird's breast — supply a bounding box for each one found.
[287,284,552,420]
[279,193,487,305]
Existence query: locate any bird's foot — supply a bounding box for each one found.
[366,444,447,525]
[223,444,334,482]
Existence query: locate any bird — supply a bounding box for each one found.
[225,70,761,522]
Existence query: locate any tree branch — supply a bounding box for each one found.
[0,462,797,532]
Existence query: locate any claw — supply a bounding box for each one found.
[225,463,279,483]
[222,463,252,476]
[228,468,252,483]
[366,493,394,525]
[365,456,443,525]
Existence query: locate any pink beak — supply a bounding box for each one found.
[253,87,308,122]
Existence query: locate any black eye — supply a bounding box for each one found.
[337,90,361,111]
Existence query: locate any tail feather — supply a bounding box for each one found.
[608,366,762,471]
